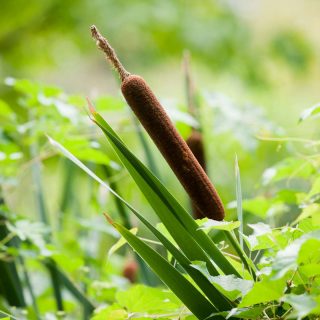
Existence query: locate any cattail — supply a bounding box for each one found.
[91,26,225,221]
[186,131,206,172]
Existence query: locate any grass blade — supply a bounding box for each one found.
[92,111,240,277]
[18,256,41,319]
[48,137,232,310]
[45,259,64,311]
[43,258,95,313]
[48,135,220,276]
[59,159,76,229]
[235,155,243,250]
[107,216,221,320]
[103,165,131,229]
[128,212,233,310]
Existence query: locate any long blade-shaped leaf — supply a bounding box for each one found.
[109,219,220,320]
[48,137,231,310]
[92,112,240,277]
[235,155,243,250]
[0,214,26,307]
[43,258,95,313]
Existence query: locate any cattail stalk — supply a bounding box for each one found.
[183,51,197,119]
[91,26,224,221]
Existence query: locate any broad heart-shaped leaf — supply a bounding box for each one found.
[224,306,265,319]
[238,277,286,308]
[262,157,315,185]
[283,293,318,320]
[299,263,320,278]
[299,103,320,122]
[6,220,50,256]
[116,285,182,313]
[198,220,240,232]
[92,111,240,278]
[242,197,270,219]
[111,221,219,320]
[242,223,274,251]
[272,230,320,279]
[243,233,275,251]
[48,136,231,311]
[292,203,320,225]
[209,275,253,301]
[297,238,320,265]
[190,262,253,301]
[91,304,128,320]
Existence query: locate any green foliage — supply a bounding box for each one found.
[0,1,260,84]
[299,103,320,123]
[1,76,320,319]
[271,30,313,72]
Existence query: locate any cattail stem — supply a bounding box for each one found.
[91,26,225,220]
[186,131,207,219]
[183,50,197,119]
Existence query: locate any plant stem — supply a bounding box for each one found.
[91,25,130,81]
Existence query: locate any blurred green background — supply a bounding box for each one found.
[1,0,319,206]
[1,1,320,318]
[1,0,319,94]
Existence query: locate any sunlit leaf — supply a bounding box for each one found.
[198,220,240,232]
[292,204,320,225]
[283,293,318,319]
[116,285,182,313]
[299,103,320,123]
[272,230,320,279]
[91,305,128,320]
[209,275,253,301]
[242,197,270,218]
[239,278,286,307]
[262,157,315,185]
[297,238,320,265]
[225,306,264,319]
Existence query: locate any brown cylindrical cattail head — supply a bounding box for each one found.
[91,26,225,221]
[121,75,224,220]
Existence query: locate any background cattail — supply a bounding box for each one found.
[186,131,207,219]
[122,259,138,283]
[91,26,225,221]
